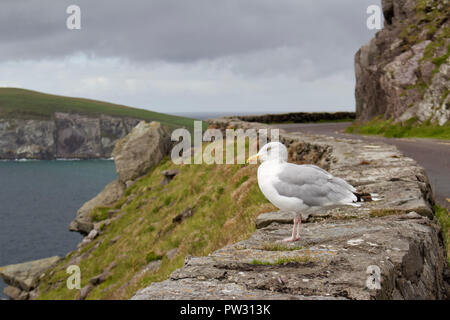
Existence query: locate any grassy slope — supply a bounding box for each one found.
[0,88,198,131]
[346,118,450,140]
[35,147,275,300]
[435,205,450,265]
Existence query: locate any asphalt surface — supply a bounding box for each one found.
[274,122,450,210]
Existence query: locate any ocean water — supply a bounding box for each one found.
[0,160,117,299]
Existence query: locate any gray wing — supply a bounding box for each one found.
[273,163,356,207]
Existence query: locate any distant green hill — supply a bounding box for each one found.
[0,88,199,131]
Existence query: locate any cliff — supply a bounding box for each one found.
[5,117,446,300]
[355,0,449,125]
[0,88,198,159]
[0,113,139,159]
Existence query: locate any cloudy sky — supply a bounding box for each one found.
[0,0,381,114]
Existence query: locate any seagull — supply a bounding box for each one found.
[247,142,357,242]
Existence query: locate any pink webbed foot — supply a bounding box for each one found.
[282,236,301,242]
[282,215,302,242]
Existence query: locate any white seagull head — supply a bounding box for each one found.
[247,142,288,163]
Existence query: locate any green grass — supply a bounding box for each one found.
[35,144,276,300]
[434,205,450,265]
[346,118,450,140]
[261,242,303,251]
[90,207,110,222]
[250,256,311,265]
[0,87,202,132]
[145,252,162,263]
[369,209,405,218]
[268,118,354,125]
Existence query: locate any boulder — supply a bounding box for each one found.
[113,121,172,183]
[3,286,27,300]
[0,256,60,295]
[172,207,194,224]
[69,179,125,234]
[161,169,179,186]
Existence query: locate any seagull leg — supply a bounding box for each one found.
[283,215,301,242]
[296,214,302,239]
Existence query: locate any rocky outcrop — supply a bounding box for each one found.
[0,119,56,159]
[133,118,448,300]
[0,113,140,159]
[355,0,449,125]
[113,121,172,183]
[69,121,172,234]
[69,179,126,234]
[0,256,60,300]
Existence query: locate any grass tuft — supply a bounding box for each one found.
[434,205,450,265]
[370,209,405,218]
[346,118,450,140]
[251,256,311,265]
[261,242,303,251]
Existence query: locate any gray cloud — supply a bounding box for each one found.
[1,0,379,62]
[0,0,381,112]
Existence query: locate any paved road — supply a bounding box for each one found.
[274,122,450,210]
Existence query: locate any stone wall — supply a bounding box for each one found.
[227,112,355,124]
[133,118,449,300]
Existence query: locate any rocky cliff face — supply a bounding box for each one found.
[0,113,140,159]
[355,0,449,125]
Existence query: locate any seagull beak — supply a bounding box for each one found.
[247,154,259,164]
